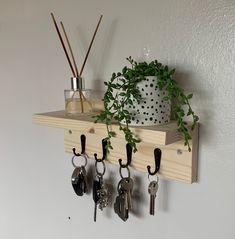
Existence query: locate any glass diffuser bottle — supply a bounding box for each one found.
[64,77,92,115]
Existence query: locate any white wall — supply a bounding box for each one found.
[0,0,235,238]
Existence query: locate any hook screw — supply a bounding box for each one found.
[147,148,162,176]
[73,134,86,156]
[118,143,132,168]
[94,138,108,162]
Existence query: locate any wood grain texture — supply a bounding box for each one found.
[33,111,183,145]
[64,125,198,183]
[32,111,198,183]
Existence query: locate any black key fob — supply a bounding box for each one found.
[71,167,84,196]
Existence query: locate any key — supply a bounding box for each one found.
[93,177,102,222]
[122,189,128,212]
[114,192,128,221]
[114,180,129,221]
[114,194,121,216]
[120,193,128,221]
[148,180,158,215]
[120,177,134,210]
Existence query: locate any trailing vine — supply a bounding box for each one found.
[95,56,199,153]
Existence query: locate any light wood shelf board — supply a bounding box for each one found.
[33,110,183,146]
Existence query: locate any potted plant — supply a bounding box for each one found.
[95,56,199,153]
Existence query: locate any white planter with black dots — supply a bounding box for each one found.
[128,76,171,126]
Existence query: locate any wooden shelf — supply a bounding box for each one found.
[33,110,199,183]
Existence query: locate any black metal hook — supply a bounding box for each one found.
[147,148,161,175]
[94,138,108,162]
[72,134,86,156]
[119,143,132,168]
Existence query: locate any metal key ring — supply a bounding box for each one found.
[95,160,106,177]
[71,153,88,168]
[148,173,159,183]
[119,166,130,179]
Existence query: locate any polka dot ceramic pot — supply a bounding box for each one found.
[127,76,171,126]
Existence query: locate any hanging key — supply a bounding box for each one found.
[114,194,122,219]
[114,186,128,221]
[114,178,130,221]
[148,180,158,215]
[92,176,102,222]
[120,192,129,221]
[120,177,134,210]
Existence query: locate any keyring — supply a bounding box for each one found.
[71,153,88,168]
[119,166,130,179]
[148,173,159,183]
[95,160,106,177]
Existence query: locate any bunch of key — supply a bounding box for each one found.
[114,176,134,221]
[71,154,88,196]
[148,175,159,215]
[92,161,109,222]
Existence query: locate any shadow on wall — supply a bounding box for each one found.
[173,67,214,182]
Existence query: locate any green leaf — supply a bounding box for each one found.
[93,56,199,153]
[123,110,129,115]
[119,92,126,97]
[112,72,116,78]
[109,131,116,137]
[169,69,175,75]
[187,93,193,99]
[163,96,170,101]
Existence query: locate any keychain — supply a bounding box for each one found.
[92,158,109,222]
[71,152,88,196]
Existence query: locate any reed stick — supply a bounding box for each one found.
[50,13,76,77]
[78,90,84,113]
[60,20,85,113]
[80,15,103,76]
[60,21,79,77]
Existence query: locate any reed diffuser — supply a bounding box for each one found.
[51,13,103,115]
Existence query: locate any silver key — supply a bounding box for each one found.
[119,179,128,210]
[120,191,129,221]
[114,187,128,221]
[121,178,134,210]
[148,181,158,215]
